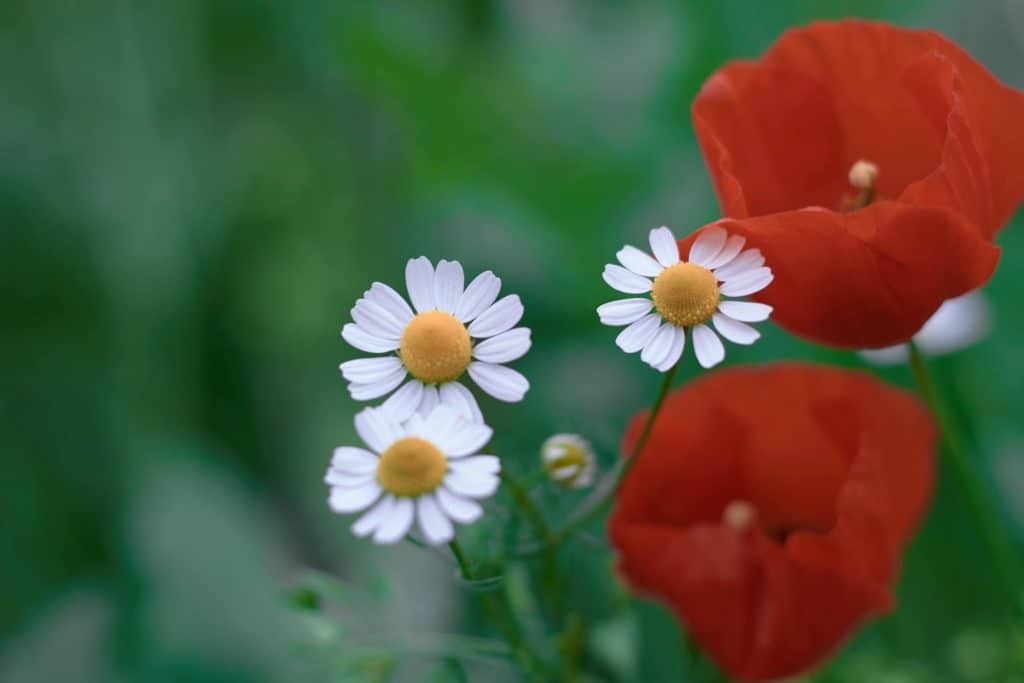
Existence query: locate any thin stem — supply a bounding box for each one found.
[552,361,680,542]
[501,470,564,623]
[907,342,1024,618]
[448,540,549,677]
[449,539,474,580]
[501,471,554,543]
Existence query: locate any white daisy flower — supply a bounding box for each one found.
[597,226,774,370]
[540,434,596,489]
[325,404,500,545]
[860,290,993,366]
[339,257,532,423]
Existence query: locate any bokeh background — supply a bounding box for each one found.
[4,1,1024,681]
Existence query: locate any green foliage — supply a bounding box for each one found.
[3,0,1024,681]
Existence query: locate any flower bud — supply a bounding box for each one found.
[541,434,596,489]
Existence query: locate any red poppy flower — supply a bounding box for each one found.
[690,20,1024,348]
[608,363,935,681]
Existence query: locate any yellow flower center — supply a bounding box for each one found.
[400,311,473,384]
[544,443,588,486]
[651,262,720,327]
[376,436,448,497]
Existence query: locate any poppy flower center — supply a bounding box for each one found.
[722,500,757,530]
[376,436,448,497]
[842,159,879,211]
[651,263,720,327]
[400,311,473,384]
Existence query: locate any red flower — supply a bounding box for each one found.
[690,20,1024,348]
[608,364,935,681]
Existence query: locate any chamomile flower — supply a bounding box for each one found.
[340,257,532,423]
[860,290,992,365]
[598,226,774,370]
[326,405,500,545]
[541,434,596,489]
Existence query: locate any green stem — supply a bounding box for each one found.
[501,471,554,543]
[449,539,474,580]
[552,361,681,542]
[907,342,1024,618]
[448,540,549,677]
[501,471,566,629]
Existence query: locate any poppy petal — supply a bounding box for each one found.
[680,204,999,348]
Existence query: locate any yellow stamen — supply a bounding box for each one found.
[400,311,472,384]
[651,262,720,327]
[376,436,448,497]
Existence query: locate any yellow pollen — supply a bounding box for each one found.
[400,310,472,384]
[376,436,448,497]
[651,262,720,327]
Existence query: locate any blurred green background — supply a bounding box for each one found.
[3,1,1024,681]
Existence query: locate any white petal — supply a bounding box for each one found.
[915,290,992,355]
[435,487,483,524]
[328,480,382,514]
[712,313,761,345]
[347,365,406,401]
[657,326,686,371]
[438,382,484,423]
[704,234,746,270]
[649,226,680,267]
[354,407,403,453]
[352,300,404,339]
[404,413,429,438]
[692,324,725,369]
[381,380,425,423]
[432,259,464,313]
[342,323,399,353]
[417,494,455,545]
[405,257,436,313]
[717,300,773,323]
[372,497,415,544]
[688,226,728,267]
[616,245,663,277]
[455,271,502,322]
[352,495,396,537]
[330,447,378,474]
[443,423,494,458]
[450,455,501,478]
[713,249,764,281]
[720,268,774,297]
[366,283,415,325]
[468,362,529,402]
[640,323,676,370]
[416,385,440,417]
[472,328,532,364]
[468,295,524,338]
[340,357,403,384]
[444,471,500,499]
[597,298,653,326]
[615,313,662,354]
[422,404,464,444]
[859,345,910,366]
[603,264,653,294]
[325,468,375,487]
